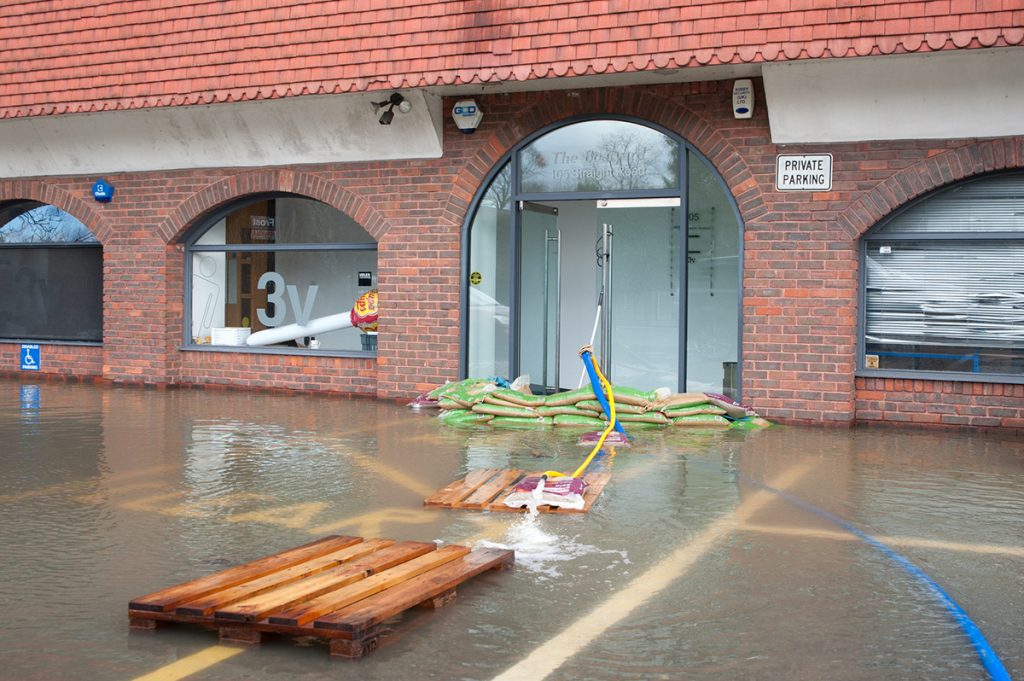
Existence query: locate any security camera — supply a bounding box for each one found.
[452,99,483,134]
[372,93,410,125]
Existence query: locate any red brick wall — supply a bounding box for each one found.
[178,350,377,395]
[1,81,1022,428]
[0,342,102,380]
[857,378,1024,430]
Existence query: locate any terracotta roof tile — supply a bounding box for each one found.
[1,0,1022,119]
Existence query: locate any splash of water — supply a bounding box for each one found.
[478,512,628,580]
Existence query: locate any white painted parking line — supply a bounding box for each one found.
[491,463,813,681]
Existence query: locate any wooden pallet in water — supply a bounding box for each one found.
[424,469,612,514]
[128,535,513,658]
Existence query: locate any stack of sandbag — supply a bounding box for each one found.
[426,379,771,430]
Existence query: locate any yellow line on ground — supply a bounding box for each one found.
[491,462,813,681]
[132,645,244,681]
[307,507,434,536]
[738,522,1024,558]
[0,464,179,503]
[345,451,436,498]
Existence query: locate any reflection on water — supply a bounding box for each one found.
[0,378,1021,681]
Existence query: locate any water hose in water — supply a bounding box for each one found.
[749,477,1012,681]
[502,347,623,510]
[579,345,630,440]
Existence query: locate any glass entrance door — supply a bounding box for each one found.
[595,199,681,391]
[465,119,742,398]
[517,202,560,393]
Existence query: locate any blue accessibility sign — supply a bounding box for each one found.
[20,344,40,371]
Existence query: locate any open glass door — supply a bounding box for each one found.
[595,198,681,391]
[517,202,560,393]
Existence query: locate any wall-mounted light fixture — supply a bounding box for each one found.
[371,93,412,125]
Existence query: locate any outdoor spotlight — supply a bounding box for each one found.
[372,93,411,125]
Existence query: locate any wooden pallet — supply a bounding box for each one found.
[424,469,612,514]
[128,535,514,658]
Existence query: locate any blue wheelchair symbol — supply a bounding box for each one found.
[20,344,40,371]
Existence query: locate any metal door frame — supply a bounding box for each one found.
[459,114,746,398]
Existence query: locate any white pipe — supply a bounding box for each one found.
[245,312,353,346]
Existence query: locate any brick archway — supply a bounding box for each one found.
[0,179,110,243]
[838,137,1023,241]
[442,86,767,229]
[157,169,393,244]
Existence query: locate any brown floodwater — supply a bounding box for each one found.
[1,377,1021,681]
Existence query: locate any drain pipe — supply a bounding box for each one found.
[748,478,1013,681]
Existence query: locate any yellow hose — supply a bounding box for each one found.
[543,354,617,480]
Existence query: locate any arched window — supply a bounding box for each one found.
[0,203,102,342]
[183,195,378,353]
[463,118,743,396]
[861,171,1024,380]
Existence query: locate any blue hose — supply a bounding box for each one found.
[749,477,1012,681]
[579,349,630,439]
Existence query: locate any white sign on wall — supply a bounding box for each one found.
[776,154,832,191]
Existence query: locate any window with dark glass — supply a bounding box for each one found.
[185,196,378,352]
[0,204,102,342]
[861,172,1024,379]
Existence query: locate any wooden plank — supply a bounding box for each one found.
[460,470,525,509]
[128,535,362,613]
[215,541,437,622]
[176,539,394,617]
[313,547,514,636]
[580,472,612,512]
[423,468,502,508]
[268,544,470,626]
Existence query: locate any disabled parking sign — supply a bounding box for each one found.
[20,344,40,371]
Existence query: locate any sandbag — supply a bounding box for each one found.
[729,416,773,429]
[662,404,727,417]
[428,378,488,400]
[446,381,500,407]
[489,416,553,428]
[537,405,594,417]
[544,387,595,406]
[483,395,533,409]
[652,392,711,410]
[615,420,663,429]
[552,414,606,428]
[488,388,547,407]
[607,386,655,407]
[607,411,669,425]
[576,400,647,415]
[671,414,731,427]
[437,397,462,410]
[703,392,754,419]
[472,403,538,418]
[438,410,494,426]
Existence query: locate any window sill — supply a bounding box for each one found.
[179,345,376,359]
[855,368,1024,386]
[0,338,102,346]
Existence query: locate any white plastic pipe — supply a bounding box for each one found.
[245,312,353,346]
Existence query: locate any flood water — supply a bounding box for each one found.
[1,377,1022,681]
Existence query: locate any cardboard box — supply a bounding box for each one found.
[211,327,251,346]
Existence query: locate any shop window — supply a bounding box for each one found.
[0,204,102,342]
[861,172,1024,379]
[185,196,377,353]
